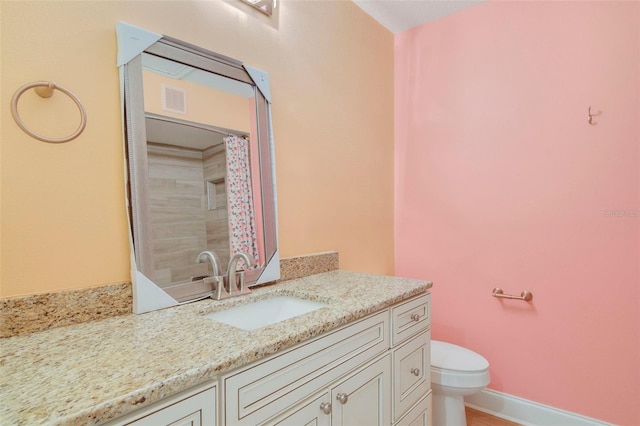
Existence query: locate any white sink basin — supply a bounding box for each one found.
[205,296,327,331]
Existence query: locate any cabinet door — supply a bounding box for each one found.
[393,330,430,422]
[331,355,391,426]
[267,392,331,426]
[395,393,431,426]
[122,385,216,426]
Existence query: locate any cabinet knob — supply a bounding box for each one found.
[411,368,420,376]
[320,402,332,415]
[410,313,420,322]
[336,392,349,405]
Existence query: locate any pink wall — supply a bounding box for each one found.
[394,1,639,425]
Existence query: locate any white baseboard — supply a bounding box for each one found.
[464,389,612,426]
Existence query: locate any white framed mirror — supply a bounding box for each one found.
[117,23,279,313]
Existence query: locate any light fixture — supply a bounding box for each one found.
[240,0,276,16]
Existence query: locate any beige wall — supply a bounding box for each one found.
[143,70,251,133]
[0,1,394,298]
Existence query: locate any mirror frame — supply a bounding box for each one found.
[120,27,279,313]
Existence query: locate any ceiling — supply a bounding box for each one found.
[352,0,484,34]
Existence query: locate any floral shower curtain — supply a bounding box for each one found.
[225,135,259,268]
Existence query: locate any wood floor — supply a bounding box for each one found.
[465,407,521,426]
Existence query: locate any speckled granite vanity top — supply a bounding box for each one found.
[0,271,431,425]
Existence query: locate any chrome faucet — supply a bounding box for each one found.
[196,251,226,299]
[226,252,256,295]
[196,251,221,276]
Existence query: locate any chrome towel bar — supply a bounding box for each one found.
[492,287,533,302]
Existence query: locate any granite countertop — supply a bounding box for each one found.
[0,271,432,425]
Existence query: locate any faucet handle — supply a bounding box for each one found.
[205,275,232,301]
[235,270,252,296]
[227,271,251,296]
[226,252,256,297]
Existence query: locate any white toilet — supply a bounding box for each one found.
[430,340,490,426]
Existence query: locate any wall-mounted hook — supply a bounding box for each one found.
[588,106,601,125]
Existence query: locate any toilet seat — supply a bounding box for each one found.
[431,340,490,388]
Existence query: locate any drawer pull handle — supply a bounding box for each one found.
[411,368,421,376]
[320,402,332,414]
[336,393,349,405]
[410,313,420,322]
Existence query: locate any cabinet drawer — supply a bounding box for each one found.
[222,311,389,425]
[391,293,430,346]
[393,330,431,422]
[395,392,431,426]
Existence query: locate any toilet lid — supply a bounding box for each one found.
[431,340,489,372]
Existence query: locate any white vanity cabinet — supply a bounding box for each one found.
[104,292,430,426]
[222,292,431,426]
[222,310,390,425]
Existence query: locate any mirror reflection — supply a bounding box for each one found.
[145,115,260,286]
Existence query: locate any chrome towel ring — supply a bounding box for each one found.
[10,81,87,143]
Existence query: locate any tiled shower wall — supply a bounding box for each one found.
[203,144,231,267]
[147,142,232,284]
[147,143,209,284]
